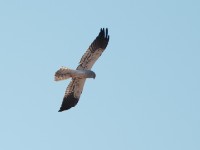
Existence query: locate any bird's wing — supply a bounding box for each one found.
[58,78,86,112]
[76,28,109,70]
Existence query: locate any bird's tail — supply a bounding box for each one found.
[54,67,73,81]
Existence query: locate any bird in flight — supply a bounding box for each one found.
[55,28,109,112]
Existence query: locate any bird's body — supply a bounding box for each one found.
[55,28,109,112]
[55,67,96,81]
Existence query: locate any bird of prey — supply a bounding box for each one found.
[55,28,109,112]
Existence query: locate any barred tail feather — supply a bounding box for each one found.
[54,67,73,81]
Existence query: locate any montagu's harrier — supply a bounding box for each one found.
[55,28,109,112]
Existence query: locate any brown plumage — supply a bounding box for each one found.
[55,28,109,112]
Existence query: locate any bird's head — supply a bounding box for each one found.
[91,71,96,79]
[87,70,96,79]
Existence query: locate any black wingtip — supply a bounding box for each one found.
[91,27,109,50]
[58,93,79,112]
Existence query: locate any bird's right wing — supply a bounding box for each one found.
[77,28,109,70]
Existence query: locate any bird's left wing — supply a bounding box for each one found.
[58,78,86,112]
[77,28,109,70]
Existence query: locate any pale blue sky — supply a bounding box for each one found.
[0,0,200,150]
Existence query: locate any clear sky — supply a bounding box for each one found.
[0,0,200,150]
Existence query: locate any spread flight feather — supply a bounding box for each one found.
[55,28,109,112]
